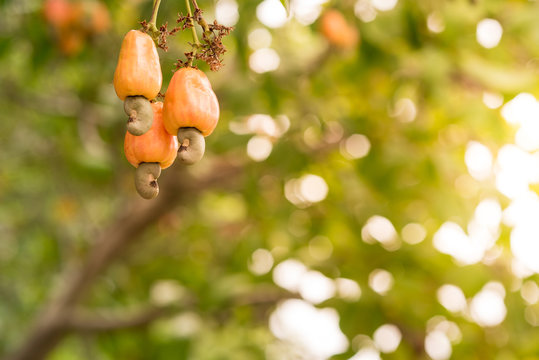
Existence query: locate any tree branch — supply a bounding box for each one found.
[5,157,245,360]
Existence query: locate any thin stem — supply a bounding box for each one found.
[185,0,200,46]
[190,0,210,33]
[149,0,162,31]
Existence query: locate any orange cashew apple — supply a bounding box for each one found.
[162,67,220,165]
[124,102,178,199]
[114,30,162,135]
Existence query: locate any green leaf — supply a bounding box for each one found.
[279,0,289,14]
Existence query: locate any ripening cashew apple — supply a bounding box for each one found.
[114,30,162,136]
[162,67,219,165]
[124,102,178,199]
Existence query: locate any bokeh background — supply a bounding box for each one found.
[1,0,539,359]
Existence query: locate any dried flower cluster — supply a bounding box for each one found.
[176,8,233,71]
[141,2,232,71]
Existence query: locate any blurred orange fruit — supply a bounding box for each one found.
[43,0,73,28]
[320,9,359,50]
[44,0,111,55]
[90,1,111,34]
[58,29,84,55]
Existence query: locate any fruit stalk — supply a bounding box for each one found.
[185,0,200,66]
[149,0,161,32]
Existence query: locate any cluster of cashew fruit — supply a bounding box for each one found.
[113,30,219,199]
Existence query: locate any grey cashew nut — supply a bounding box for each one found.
[124,96,154,136]
[177,127,205,165]
[134,162,161,199]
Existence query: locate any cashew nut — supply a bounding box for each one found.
[124,96,154,136]
[134,162,161,199]
[177,127,205,165]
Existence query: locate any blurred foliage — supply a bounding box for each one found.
[0,0,539,359]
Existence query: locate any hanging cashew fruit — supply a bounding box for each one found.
[162,67,219,165]
[124,102,178,199]
[114,30,162,135]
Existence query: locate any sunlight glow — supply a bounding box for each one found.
[349,347,381,360]
[299,270,336,304]
[515,122,539,151]
[150,280,185,306]
[473,198,502,234]
[511,258,535,278]
[256,0,288,28]
[368,269,394,295]
[495,172,529,203]
[429,319,462,344]
[427,12,445,33]
[341,134,371,159]
[354,0,377,22]
[373,324,401,353]
[503,191,539,227]
[291,0,327,25]
[273,259,346,304]
[300,175,329,203]
[495,145,539,199]
[273,259,308,292]
[275,115,291,135]
[246,114,278,137]
[465,141,493,181]
[167,312,202,337]
[465,198,502,259]
[511,223,539,273]
[470,283,507,327]
[215,0,239,27]
[437,284,467,314]
[269,299,349,359]
[284,178,304,207]
[425,331,452,360]
[433,222,484,265]
[336,278,362,302]
[285,175,329,207]
[371,0,398,12]
[482,91,503,109]
[521,280,539,305]
[362,215,400,250]
[248,248,274,275]
[391,98,417,123]
[476,18,503,49]
[248,28,272,50]
[501,93,539,126]
[247,135,273,161]
[401,223,427,245]
[249,48,280,73]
